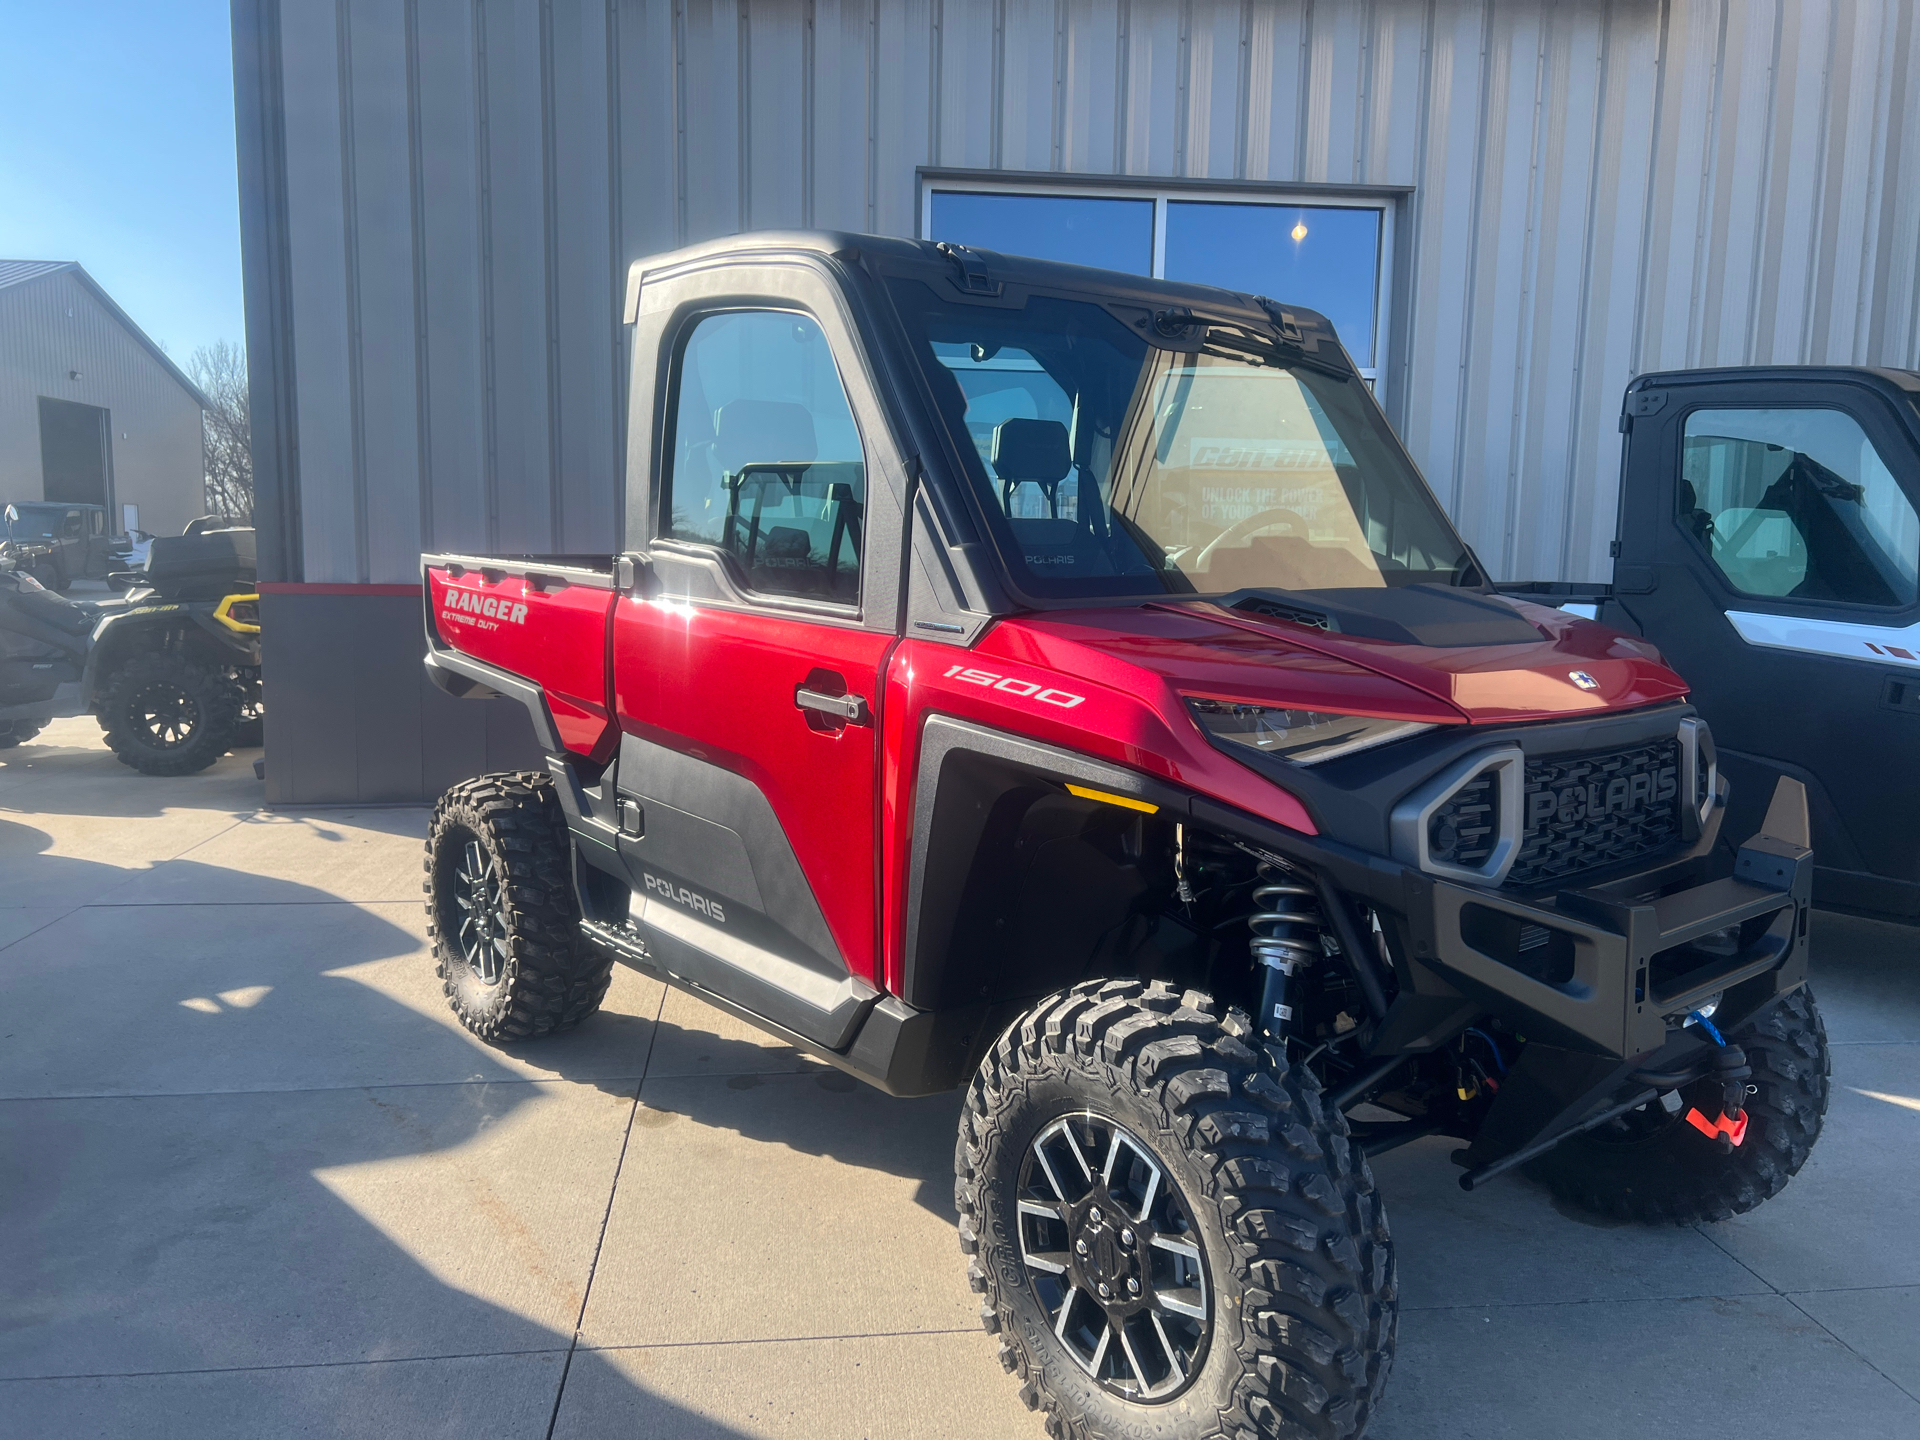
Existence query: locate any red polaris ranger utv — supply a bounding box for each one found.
[422,234,1828,1440]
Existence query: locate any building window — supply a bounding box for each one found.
[925,182,1391,386]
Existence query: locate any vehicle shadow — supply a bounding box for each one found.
[0,839,757,1439]
[590,1015,965,1226]
[0,723,264,820]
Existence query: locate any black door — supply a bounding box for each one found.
[1610,376,1920,921]
[37,398,112,507]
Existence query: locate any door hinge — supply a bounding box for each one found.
[1609,540,1622,559]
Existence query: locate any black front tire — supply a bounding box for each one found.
[425,772,614,1042]
[98,652,242,775]
[959,980,1396,1440]
[0,719,47,749]
[1529,988,1830,1224]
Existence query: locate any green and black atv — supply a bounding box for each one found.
[0,524,262,775]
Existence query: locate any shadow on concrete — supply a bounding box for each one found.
[620,1022,964,1225]
[0,733,264,819]
[0,844,755,1440]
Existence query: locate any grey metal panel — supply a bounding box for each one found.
[278,0,358,582]
[412,0,490,558]
[548,0,622,553]
[346,0,425,584]
[252,0,1920,605]
[479,0,555,554]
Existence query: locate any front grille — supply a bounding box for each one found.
[1509,738,1682,888]
[1428,769,1500,871]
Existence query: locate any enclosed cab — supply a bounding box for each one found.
[422,234,1827,1440]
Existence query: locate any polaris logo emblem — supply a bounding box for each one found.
[443,586,528,626]
[643,872,726,924]
[1527,766,1678,829]
[1568,670,1600,691]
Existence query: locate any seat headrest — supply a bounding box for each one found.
[716,400,817,476]
[991,418,1071,485]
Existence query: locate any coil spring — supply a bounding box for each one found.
[1248,860,1323,972]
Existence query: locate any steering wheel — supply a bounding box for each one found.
[1192,508,1312,575]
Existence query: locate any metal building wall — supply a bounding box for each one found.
[0,269,208,537]
[245,0,1920,590]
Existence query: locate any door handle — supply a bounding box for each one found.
[795,685,871,727]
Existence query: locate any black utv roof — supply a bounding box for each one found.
[1628,364,1920,397]
[620,229,1346,363]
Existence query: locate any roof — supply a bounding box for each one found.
[0,259,214,410]
[621,229,1342,357]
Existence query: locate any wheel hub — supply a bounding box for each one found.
[1014,1112,1212,1402]
[1067,1197,1145,1307]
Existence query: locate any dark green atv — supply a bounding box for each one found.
[0,525,262,775]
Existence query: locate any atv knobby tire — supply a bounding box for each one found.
[98,651,242,775]
[959,979,1396,1440]
[1529,987,1830,1224]
[0,719,46,748]
[425,771,613,1042]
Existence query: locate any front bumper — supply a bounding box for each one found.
[1192,772,1811,1065]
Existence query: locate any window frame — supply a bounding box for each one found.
[655,303,873,615]
[917,170,1400,395]
[1671,399,1920,618]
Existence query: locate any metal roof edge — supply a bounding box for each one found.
[0,260,216,411]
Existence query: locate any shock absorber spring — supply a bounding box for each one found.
[1247,858,1322,1041]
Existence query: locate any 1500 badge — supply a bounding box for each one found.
[942,664,1085,708]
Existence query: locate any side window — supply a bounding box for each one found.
[664,310,865,604]
[1681,408,1920,608]
[61,510,83,538]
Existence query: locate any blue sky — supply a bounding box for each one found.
[0,1,244,362]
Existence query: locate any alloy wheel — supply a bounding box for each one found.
[1016,1112,1212,1401]
[452,836,509,985]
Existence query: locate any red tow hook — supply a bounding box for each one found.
[1685,1107,1748,1150]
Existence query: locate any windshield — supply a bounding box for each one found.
[5,506,67,540]
[887,281,1474,599]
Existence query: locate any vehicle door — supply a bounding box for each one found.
[57,509,86,575]
[84,508,112,576]
[609,262,908,1047]
[1614,378,1920,918]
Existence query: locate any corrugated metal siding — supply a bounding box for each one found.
[260,0,1920,585]
[0,269,208,536]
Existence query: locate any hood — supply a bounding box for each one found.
[1001,588,1688,725]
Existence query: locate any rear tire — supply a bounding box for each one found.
[958,979,1396,1440]
[1528,988,1829,1224]
[0,720,46,749]
[98,652,241,775]
[425,771,613,1042]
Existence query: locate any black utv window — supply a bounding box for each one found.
[1680,408,1920,608]
[885,279,1474,600]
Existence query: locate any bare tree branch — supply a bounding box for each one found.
[188,340,252,524]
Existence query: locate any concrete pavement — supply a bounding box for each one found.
[1,717,1915,1437]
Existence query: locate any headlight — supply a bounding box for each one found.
[1187,697,1436,766]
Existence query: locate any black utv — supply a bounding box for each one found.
[0,526,261,774]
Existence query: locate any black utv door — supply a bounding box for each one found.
[1608,371,1920,923]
